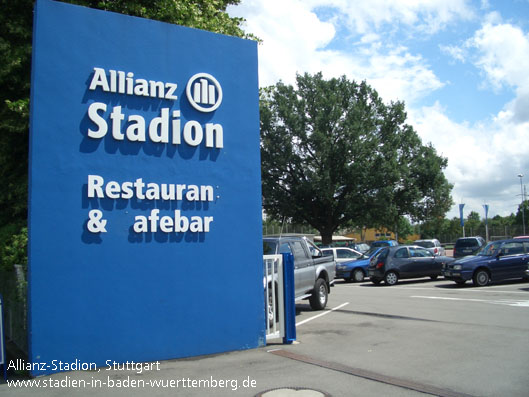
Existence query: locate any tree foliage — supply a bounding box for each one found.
[260,73,453,244]
[61,0,258,40]
[0,0,254,249]
[515,200,529,230]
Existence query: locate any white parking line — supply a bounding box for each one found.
[397,286,529,294]
[411,295,529,307]
[296,302,350,326]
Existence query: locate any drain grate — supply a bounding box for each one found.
[255,387,331,397]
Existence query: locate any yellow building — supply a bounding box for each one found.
[345,228,420,244]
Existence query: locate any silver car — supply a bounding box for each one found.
[413,239,445,256]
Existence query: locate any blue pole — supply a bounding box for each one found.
[281,253,296,344]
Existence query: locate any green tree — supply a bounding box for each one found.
[0,0,255,252]
[260,73,453,245]
[0,0,33,230]
[395,216,414,241]
[61,0,257,40]
[465,211,481,235]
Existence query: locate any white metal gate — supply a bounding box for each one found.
[263,255,285,341]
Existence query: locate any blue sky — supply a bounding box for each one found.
[228,0,529,220]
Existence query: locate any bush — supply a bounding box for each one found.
[1,227,27,273]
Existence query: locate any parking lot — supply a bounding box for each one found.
[3,276,529,397]
[290,277,529,396]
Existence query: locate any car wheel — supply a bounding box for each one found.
[473,269,490,287]
[384,271,398,286]
[309,278,328,310]
[351,269,365,283]
[430,275,438,280]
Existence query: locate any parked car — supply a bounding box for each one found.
[368,245,454,286]
[453,236,486,258]
[263,236,336,310]
[336,247,383,282]
[370,240,398,248]
[442,238,529,286]
[321,247,363,263]
[413,239,445,256]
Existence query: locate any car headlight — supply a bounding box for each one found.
[453,265,462,270]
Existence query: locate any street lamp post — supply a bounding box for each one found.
[483,204,489,242]
[518,174,526,235]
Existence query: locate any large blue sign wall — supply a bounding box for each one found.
[28,0,263,376]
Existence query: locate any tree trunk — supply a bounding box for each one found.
[320,231,333,245]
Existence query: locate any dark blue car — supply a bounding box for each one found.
[336,247,383,282]
[443,238,529,286]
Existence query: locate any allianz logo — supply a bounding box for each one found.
[186,73,223,113]
[88,68,223,113]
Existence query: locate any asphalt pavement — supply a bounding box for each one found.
[2,275,529,396]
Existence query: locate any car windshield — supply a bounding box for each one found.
[415,241,434,248]
[477,241,500,256]
[372,248,388,262]
[362,247,380,258]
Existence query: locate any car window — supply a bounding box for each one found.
[499,242,524,256]
[394,248,409,258]
[373,248,388,261]
[279,243,292,254]
[291,241,308,261]
[478,242,500,256]
[306,239,322,257]
[336,249,361,259]
[415,241,434,248]
[410,248,431,257]
[523,242,529,253]
[322,250,333,257]
[456,239,479,248]
[263,241,277,255]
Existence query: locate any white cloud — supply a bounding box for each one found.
[439,44,467,63]
[470,20,529,91]
[410,102,529,218]
[365,47,444,103]
[230,0,445,102]
[231,0,337,86]
[467,19,529,124]
[304,0,475,35]
[229,0,529,219]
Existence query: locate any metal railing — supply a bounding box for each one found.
[0,267,27,355]
[263,255,284,341]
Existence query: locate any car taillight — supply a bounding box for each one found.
[376,262,384,269]
[434,248,438,254]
